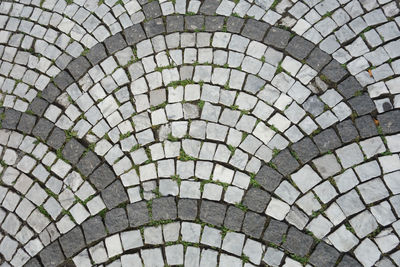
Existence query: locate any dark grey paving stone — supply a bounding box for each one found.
[53,71,73,90]
[47,128,66,150]
[105,208,129,234]
[104,33,127,54]
[178,199,198,221]
[101,180,129,209]
[2,109,21,130]
[59,227,85,258]
[378,110,400,134]
[166,15,184,33]
[321,60,348,83]
[348,94,376,116]
[355,115,379,138]
[124,24,146,45]
[41,83,61,103]
[286,36,314,60]
[242,211,266,239]
[291,137,319,164]
[306,47,332,71]
[200,200,226,226]
[86,43,107,65]
[32,118,54,140]
[224,206,244,231]
[242,188,270,213]
[337,254,362,267]
[67,56,91,80]
[313,128,341,153]
[62,139,85,165]
[226,16,244,33]
[205,15,224,31]
[39,241,65,267]
[82,216,107,244]
[76,151,101,177]
[152,197,177,221]
[254,165,282,193]
[185,15,204,31]
[17,113,36,134]
[272,149,300,176]
[282,227,314,257]
[242,19,269,41]
[143,1,161,19]
[309,242,340,267]
[262,219,288,245]
[127,201,150,227]
[25,257,42,267]
[337,76,362,99]
[337,119,359,143]
[89,163,116,191]
[28,97,49,116]
[144,18,165,38]
[264,26,291,49]
[199,0,220,15]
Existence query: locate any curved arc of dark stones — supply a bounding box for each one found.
[31,197,362,267]
[0,13,378,267]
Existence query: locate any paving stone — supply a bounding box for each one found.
[309,242,340,267]
[54,71,73,90]
[378,110,400,134]
[242,211,266,239]
[143,1,162,19]
[166,15,184,33]
[105,208,128,234]
[291,137,319,164]
[307,47,332,71]
[286,36,314,60]
[82,216,107,244]
[271,149,300,176]
[338,76,362,99]
[205,16,224,31]
[337,255,362,267]
[127,201,150,227]
[89,164,116,191]
[185,15,204,31]
[264,27,291,49]
[241,19,269,41]
[263,219,288,245]
[355,115,378,138]
[200,200,226,226]
[62,139,85,165]
[104,33,127,54]
[314,129,341,153]
[67,56,91,80]
[76,151,100,177]
[124,24,146,45]
[152,197,177,221]
[17,113,36,134]
[254,165,282,192]
[242,188,270,213]
[2,109,21,130]
[349,94,376,116]
[86,43,107,65]
[337,119,359,143]
[224,206,244,231]
[42,83,61,103]
[283,227,314,257]
[178,199,198,221]
[226,16,244,33]
[59,227,85,258]
[32,118,54,140]
[39,241,65,267]
[101,180,128,209]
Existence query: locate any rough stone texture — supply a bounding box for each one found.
[271,149,300,176]
[264,27,291,49]
[39,241,65,267]
[254,165,282,192]
[348,94,376,116]
[152,197,177,221]
[307,47,332,71]
[101,180,129,209]
[242,19,269,41]
[86,43,107,65]
[127,201,150,227]
[378,110,400,134]
[291,137,319,164]
[321,60,348,83]
[82,216,107,244]
[355,115,379,138]
[224,206,244,231]
[338,76,362,99]
[283,227,314,257]
[89,164,116,191]
[76,151,101,177]
[242,211,266,238]
[313,129,341,153]
[200,200,226,226]
[59,227,85,258]
[62,139,85,165]
[178,199,198,221]
[124,24,146,45]
[309,242,340,267]
[263,219,288,245]
[286,36,314,60]
[67,56,91,80]
[105,208,129,234]
[243,188,270,213]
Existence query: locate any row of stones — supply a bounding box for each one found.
[1,122,399,266]
[27,197,360,267]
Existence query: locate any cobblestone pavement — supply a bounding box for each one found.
[0,0,399,266]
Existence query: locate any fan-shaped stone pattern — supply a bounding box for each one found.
[1,1,400,266]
